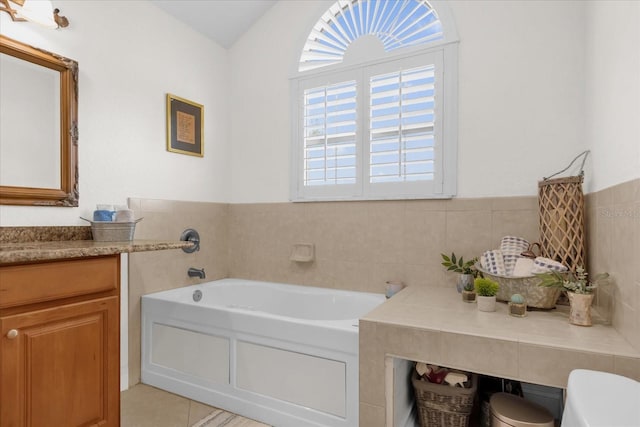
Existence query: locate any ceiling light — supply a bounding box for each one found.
[0,0,69,28]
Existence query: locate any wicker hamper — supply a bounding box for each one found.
[412,371,477,427]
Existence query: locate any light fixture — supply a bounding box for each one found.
[0,0,68,28]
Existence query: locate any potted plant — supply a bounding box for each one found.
[474,277,500,312]
[441,253,479,293]
[536,267,609,326]
[461,280,476,303]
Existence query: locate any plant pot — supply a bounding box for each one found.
[567,292,594,326]
[457,274,474,293]
[508,302,527,317]
[477,295,496,312]
[462,290,476,303]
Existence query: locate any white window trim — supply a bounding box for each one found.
[290,42,458,202]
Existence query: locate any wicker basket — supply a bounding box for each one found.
[538,175,586,271]
[81,217,142,242]
[475,264,561,309]
[412,371,477,427]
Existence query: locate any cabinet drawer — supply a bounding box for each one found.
[0,256,119,309]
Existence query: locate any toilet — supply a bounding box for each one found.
[490,392,554,427]
[562,369,640,426]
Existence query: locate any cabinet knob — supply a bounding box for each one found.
[6,329,18,339]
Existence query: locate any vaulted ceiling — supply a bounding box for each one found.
[150,0,277,49]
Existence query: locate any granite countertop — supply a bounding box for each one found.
[363,285,640,359]
[0,240,193,264]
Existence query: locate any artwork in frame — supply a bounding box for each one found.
[166,93,203,157]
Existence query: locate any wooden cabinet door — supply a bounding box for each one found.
[1,296,119,427]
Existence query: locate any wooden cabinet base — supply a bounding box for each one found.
[0,256,120,427]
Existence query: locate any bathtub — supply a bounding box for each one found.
[141,279,385,427]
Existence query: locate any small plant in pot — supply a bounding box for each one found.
[536,267,609,326]
[440,253,479,293]
[474,277,500,312]
[461,280,476,303]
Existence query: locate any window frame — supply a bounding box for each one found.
[291,37,459,202]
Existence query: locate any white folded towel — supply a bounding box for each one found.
[512,257,535,277]
[531,257,568,274]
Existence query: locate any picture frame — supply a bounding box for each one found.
[166,93,203,157]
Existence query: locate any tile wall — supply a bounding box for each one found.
[586,178,640,351]
[228,197,540,295]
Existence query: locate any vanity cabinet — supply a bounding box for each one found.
[0,255,120,427]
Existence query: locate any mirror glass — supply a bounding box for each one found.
[0,35,78,206]
[1,54,61,188]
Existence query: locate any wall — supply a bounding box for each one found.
[584,1,640,351]
[229,0,587,202]
[0,0,231,226]
[585,1,640,193]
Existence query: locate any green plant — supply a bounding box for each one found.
[463,280,475,292]
[536,267,609,294]
[474,277,500,297]
[440,253,479,277]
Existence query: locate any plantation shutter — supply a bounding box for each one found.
[369,64,436,184]
[303,80,358,186]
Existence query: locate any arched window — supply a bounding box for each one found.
[299,0,444,72]
[291,0,458,201]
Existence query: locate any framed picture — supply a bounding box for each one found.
[166,94,203,157]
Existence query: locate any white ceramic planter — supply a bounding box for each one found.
[477,295,496,312]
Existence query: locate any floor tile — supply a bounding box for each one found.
[122,384,271,427]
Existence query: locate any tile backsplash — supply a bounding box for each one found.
[228,197,539,294]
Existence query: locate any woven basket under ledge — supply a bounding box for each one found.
[412,371,477,427]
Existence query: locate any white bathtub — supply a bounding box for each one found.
[141,279,385,427]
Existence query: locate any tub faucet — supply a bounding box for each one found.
[187,267,206,279]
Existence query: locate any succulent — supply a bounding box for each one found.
[463,280,475,292]
[440,253,479,277]
[536,267,609,294]
[474,277,500,297]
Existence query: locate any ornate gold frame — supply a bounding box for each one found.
[0,35,79,206]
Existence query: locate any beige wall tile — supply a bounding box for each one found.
[359,403,385,427]
[359,321,387,406]
[614,356,640,382]
[491,209,539,247]
[491,196,538,211]
[445,210,493,259]
[402,210,446,266]
[440,332,518,378]
[518,344,614,388]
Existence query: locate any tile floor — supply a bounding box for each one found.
[121,384,270,427]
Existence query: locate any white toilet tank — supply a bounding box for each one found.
[562,369,640,427]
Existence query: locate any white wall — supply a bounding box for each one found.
[229,0,587,202]
[585,1,640,192]
[0,0,231,226]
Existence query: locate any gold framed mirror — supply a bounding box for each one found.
[0,35,78,206]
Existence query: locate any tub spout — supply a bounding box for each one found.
[188,267,206,279]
